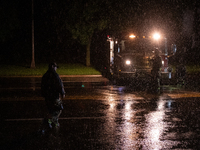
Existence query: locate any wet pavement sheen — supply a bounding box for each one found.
[0,77,200,149]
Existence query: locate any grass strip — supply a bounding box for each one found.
[169,65,200,74]
[0,63,101,76]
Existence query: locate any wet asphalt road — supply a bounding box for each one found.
[0,77,200,150]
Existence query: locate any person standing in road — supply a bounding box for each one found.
[152,48,162,80]
[151,48,162,93]
[176,59,186,85]
[41,62,65,128]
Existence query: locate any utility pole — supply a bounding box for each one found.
[165,38,168,55]
[31,0,35,68]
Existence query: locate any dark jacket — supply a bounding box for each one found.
[176,64,186,77]
[41,68,65,100]
[152,55,162,71]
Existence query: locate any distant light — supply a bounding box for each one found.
[107,35,111,41]
[153,33,161,40]
[129,34,136,38]
[126,60,131,65]
[162,61,164,65]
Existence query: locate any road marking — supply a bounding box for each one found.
[0,87,41,90]
[2,91,200,102]
[167,91,200,99]
[6,118,43,121]
[5,117,107,121]
[0,95,144,101]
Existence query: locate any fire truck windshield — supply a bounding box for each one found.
[120,39,141,53]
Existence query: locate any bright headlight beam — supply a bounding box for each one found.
[129,34,136,38]
[126,60,131,65]
[153,33,160,40]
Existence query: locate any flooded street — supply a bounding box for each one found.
[0,77,200,149]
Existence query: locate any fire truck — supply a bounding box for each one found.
[106,33,170,81]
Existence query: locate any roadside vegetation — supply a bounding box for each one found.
[185,65,200,74]
[169,65,200,74]
[0,64,101,76]
[1,63,200,77]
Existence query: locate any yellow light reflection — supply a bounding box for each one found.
[168,91,200,98]
[123,101,135,149]
[125,102,131,110]
[109,102,115,110]
[125,101,132,120]
[108,96,115,110]
[144,99,165,149]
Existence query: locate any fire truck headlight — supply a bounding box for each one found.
[153,33,161,40]
[129,34,136,38]
[126,60,131,65]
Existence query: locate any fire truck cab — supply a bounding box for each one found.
[107,33,169,80]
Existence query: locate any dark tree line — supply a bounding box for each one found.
[0,0,199,66]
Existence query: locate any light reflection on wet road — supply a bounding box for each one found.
[0,77,200,149]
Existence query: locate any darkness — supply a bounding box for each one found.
[0,0,200,66]
[0,0,84,64]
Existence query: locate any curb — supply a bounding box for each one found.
[0,75,103,78]
[60,75,102,77]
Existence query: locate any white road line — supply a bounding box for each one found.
[0,95,144,101]
[6,118,43,121]
[5,117,107,121]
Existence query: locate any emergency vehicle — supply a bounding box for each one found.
[107,33,169,80]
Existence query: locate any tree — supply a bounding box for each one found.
[47,0,108,66]
[65,1,108,66]
[0,1,19,42]
[45,0,187,66]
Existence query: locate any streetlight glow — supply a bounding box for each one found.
[153,33,161,40]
